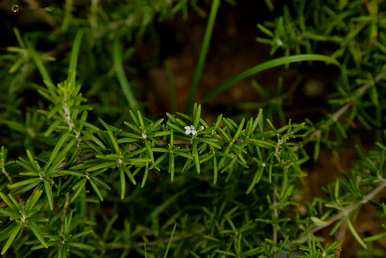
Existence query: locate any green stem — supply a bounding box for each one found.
[113,39,139,111]
[187,0,221,113]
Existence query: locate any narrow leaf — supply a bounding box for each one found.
[88,178,104,201]
[29,222,48,248]
[113,39,139,110]
[1,223,22,255]
[347,219,367,249]
[44,181,54,210]
[187,0,221,112]
[120,168,126,200]
[204,54,340,101]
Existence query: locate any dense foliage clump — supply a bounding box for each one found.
[0,1,386,257]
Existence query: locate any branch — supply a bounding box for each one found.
[306,72,386,141]
[295,180,386,244]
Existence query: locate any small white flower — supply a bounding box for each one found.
[184,125,197,136]
[261,162,266,167]
[142,132,147,139]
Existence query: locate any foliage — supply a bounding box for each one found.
[0,0,386,257]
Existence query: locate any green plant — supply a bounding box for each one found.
[0,0,386,257]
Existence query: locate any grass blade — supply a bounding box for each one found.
[187,0,220,113]
[203,54,340,102]
[113,39,139,111]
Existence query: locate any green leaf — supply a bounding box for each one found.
[204,54,340,101]
[46,133,70,169]
[232,118,245,142]
[44,180,54,210]
[68,30,84,86]
[0,192,14,208]
[128,111,140,127]
[8,178,41,190]
[1,223,22,255]
[257,24,273,37]
[246,166,264,194]
[7,194,21,210]
[123,166,137,185]
[187,0,221,112]
[29,222,48,248]
[137,110,145,129]
[364,231,386,242]
[89,178,104,201]
[213,152,218,185]
[0,209,16,218]
[26,150,40,172]
[106,129,121,154]
[311,216,329,227]
[192,141,200,174]
[70,179,86,203]
[193,103,202,128]
[113,39,139,111]
[169,150,175,182]
[120,168,126,200]
[313,138,321,161]
[169,130,175,182]
[86,161,116,172]
[68,242,95,251]
[27,43,54,92]
[163,223,177,258]
[141,164,149,188]
[25,189,43,212]
[0,224,16,242]
[347,219,367,249]
[145,142,154,164]
[249,139,275,148]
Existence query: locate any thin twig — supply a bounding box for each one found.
[307,72,386,141]
[295,180,386,244]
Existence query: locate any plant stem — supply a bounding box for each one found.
[295,180,386,244]
[187,0,220,113]
[307,72,386,142]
